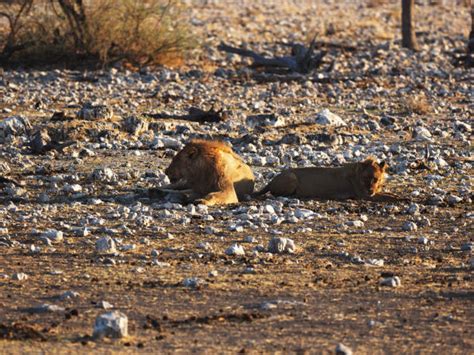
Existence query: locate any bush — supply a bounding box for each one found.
[0,0,195,66]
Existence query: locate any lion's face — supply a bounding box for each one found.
[358,159,388,196]
[165,144,199,183]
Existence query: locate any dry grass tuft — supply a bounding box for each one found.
[0,0,195,66]
[402,95,432,115]
[366,0,389,8]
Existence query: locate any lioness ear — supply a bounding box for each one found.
[380,161,388,171]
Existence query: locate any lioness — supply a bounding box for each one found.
[152,139,255,206]
[256,158,401,201]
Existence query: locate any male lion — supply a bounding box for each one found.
[255,158,402,201]
[152,140,255,206]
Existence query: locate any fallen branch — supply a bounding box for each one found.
[218,39,325,74]
[144,106,226,124]
[0,176,18,186]
[277,40,357,52]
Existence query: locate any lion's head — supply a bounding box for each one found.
[356,158,388,196]
[165,139,231,185]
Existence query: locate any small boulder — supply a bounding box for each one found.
[314,109,346,127]
[0,116,32,143]
[93,311,128,338]
[77,103,113,120]
[268,237,296,254]
[96,236,117,253]
[225,243,245,256]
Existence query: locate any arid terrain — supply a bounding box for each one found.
[0,0,472,353]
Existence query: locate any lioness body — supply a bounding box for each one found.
[155,140,254,206]
[257,158,397,201]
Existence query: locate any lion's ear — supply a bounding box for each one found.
[380,161,388,171]
[362,158,375,168]
[187,146,198,158]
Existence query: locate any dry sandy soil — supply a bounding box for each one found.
[0,0,473,353]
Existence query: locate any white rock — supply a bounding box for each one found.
[336,343,353,355]
[380,276,401,287]
[0,161,11,174]
[225,243,245,256]
[263,205,275,214]
[93,311,128,338]
[27,304,65,313]
[365,259,384,267]
[229,224,244,232]
[0,116,32,142]
[314,109,346,127]
[96,300,114,310]
[268,237,296,254]
[204,227,218,236]
[447,195,462,204]
[197,242,212,250]
[414,126,432,141]
[243,267,256,274]
[418,237,429,245]
[42,229,63,242]
[96,236,117,253]
[73,227,90,237]
[294,208,314,219]
[63,183,82,193]
[91,167,117,183]
[244,235,257,243]
[183,277,203,288]
[12,272,28,281]
[252,156,267,166]
[246,113,284,128]
[260,302,278,310]
[346,220,364,228]
[407,203,420,215]
[402,221,417,232]
[59,290,80,300]
[30,244,41,253]
[152,260,171,267]
[161,137,181,149]
[77,103,113,120]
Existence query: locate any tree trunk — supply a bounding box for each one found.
[469,4,474,54]
[467,3,474,68]
[401,0,419,50]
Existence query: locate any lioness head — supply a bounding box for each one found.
[357,158,388,196]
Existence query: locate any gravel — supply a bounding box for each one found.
[0,1,471,351]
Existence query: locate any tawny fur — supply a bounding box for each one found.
[161,140,255,206]
[256,158,395,201]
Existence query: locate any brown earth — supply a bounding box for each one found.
[0,0,473,353]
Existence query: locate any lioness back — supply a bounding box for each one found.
[257,159,387,200]
[262,166,355,199]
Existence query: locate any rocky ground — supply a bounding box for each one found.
[0,0,472,353]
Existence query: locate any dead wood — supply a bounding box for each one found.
[277,40,357,52]
[218,39,325,74]
[0,176,18,186]
[144,106,226,124]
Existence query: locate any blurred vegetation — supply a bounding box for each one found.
[0,0,195,67]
